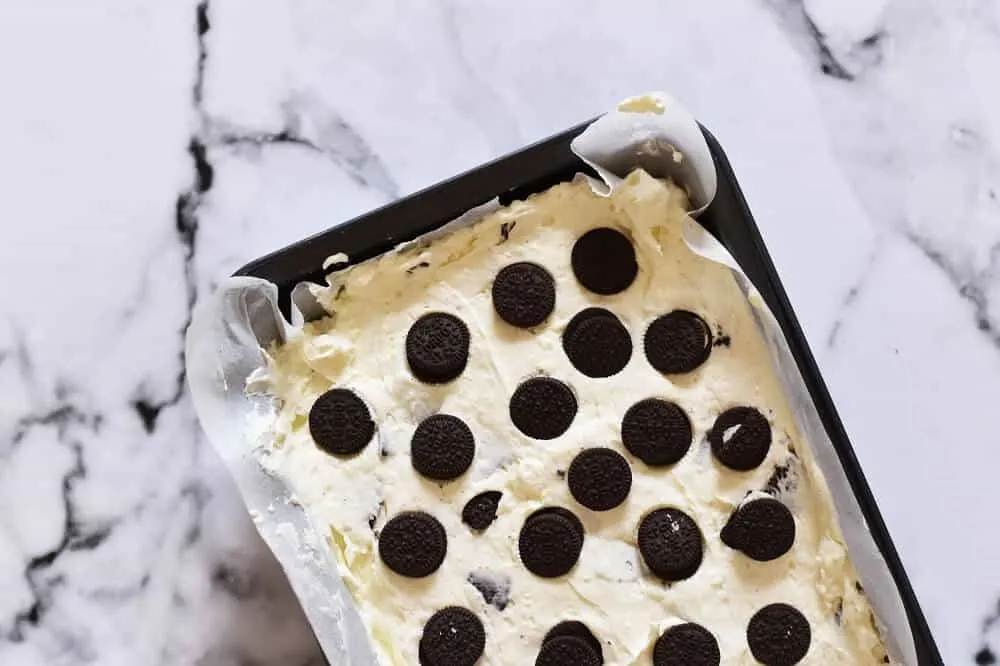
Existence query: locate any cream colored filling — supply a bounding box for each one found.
[261,171,889,665]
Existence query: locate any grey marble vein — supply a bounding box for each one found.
[0,3,274,661]
[826,238,886,349]
[206,103,400,200]
[763,0,885,80]
[130,0,213,436]
[438,0,521,152]
[903,229,1000,349]
[977,598,1000,664]
[130,135,210,434]
[199,0,400,210]
[281,100,400,200]
[177,479,212,550]
[5,421,103,643]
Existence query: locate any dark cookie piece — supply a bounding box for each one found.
[308,388,375,456]
[621,398,692,467]
[637,508,703,581]
[367,499,385,531]
[544,621,603,662]
[411,414,475,481]
[643,311,713,374]
[562,308,633,378]
[536,636,602,666]
[653,623,720,666]
[509,377,577,440]
[721,497,796,561]
[764,461,795,495]
[462,491,502,531]
[709,406,772,471]
[571,227,638,295]
[518,507,585,578]
[467,571,511,611]
[378,511,447,578]
[713,333,731,347]
[492,262,556,328]
[500,221,515,242]
[567,448,632,511]
[406,261,431,275]
[747,603,811,666]
[419,606,486,666]
[406,312,471,384]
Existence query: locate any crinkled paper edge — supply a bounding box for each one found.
[186,91,916,666]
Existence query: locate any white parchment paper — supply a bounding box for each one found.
[186,92,915,665]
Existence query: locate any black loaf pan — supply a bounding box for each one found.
[235,120,943,665]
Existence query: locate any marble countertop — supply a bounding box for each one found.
[1,1,998,664]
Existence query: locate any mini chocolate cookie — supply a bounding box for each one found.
[544,621,603,662]
[747,603,811,666]
[536,636,602,666]
[709,406,772,471]
[509,377,577,440]
[518,507,585,578]
[562,308,633,378]
[308,388,375,456]
[378,511,447,578]
[643,311,713,374]
[621,398,692,467]
[493,262,556,328]
[637,508,703,581]
[419,606,485,666]
[721,497,796,562]
[411,414,475,481]
[567,448,632,511]
[467,571,511,611]
[462,491,502,531]
[653,623,720,666]
[571,227,638,295]
[406,312,470,384]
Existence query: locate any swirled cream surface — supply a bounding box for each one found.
[260,171,890,665]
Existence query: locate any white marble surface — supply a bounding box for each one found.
[0,1,997,664]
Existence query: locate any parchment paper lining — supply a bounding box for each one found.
[186,92,915,665]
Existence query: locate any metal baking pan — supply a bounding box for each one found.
[234,120,943,665]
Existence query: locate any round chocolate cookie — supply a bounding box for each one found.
[571,227,638,295]
[411,414,475,481]
[721,497,796,562]
[518,507,585,578]
[419,606,485,666]
[562,308,633,378]
[509,377,577,440]
[543,621,603,662]
[621,398,692,467]
[308,388,375,456]
[462,491,502,531]
[747,603,811,666]
[378,511,447,578]
[643,310,713,374]
[637,508,704,582]
[567,448,632,511]
[406,312,470,384]
[653,623,720,666]
[536,636,602,666]
[709,406,772,471]
[492,262,556,328]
